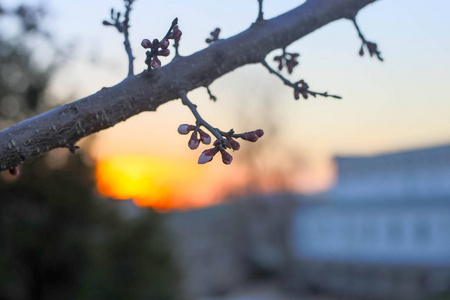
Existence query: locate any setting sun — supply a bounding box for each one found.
[95,154,244,210]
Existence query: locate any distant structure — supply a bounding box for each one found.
[292,144,450,299]
[163,144,450,300]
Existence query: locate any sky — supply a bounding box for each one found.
[2,0,450,207]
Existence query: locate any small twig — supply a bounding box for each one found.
[123,0,134,76]
[206,86,217,102]
[103,0,136,76]
[261,60,341,100]
[257,0,264,22]
[164,18,179,40]
[205,28,221,44]
[179,90,223,142]
[352,17,383,61]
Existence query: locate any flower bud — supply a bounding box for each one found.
[206,38,213,44]
[172,29,182,40]
[160,39,170,49]
[103,20,113,26]
[221,150,233,165]
[151,57,162,69]
[359,46,364,56]
[198,129,211,145]
[152,39,159,46]
[198,148,218,164]
[278,61,283,71]
[188,132,200,150]
[141,39,152,49]
[177,124,195,135]
[229,139,240,151]
[255,129,264,138]
[8,166,20,177]
[158,49,170,57]
[244,132,259,142]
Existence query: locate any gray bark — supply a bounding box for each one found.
[0,0,377,171]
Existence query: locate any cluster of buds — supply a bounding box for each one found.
[178,124,263,165]
[142,38,171,69]
[293,79,309,100]
[359,41,383,61]
[142,19,182,70]
[274,51,299,74]
[178,124,212,149]
[205,28,221,44]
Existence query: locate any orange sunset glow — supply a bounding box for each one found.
[95,154,247,211]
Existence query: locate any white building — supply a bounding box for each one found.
[292,144,450,298]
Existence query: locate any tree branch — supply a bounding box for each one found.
[0,0,377,172]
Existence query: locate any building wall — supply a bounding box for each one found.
[291,144,450,299]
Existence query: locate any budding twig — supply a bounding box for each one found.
[352,17,383,61]
[261,60,341,100]
[102,0,135,76]
[142,18,181,70]
[179,90,222,141]
[178,90,264,165]
[205,28,221,44]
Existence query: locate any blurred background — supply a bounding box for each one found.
[0,0,449,299]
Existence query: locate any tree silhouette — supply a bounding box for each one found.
[0,5,179,299]
[0,0,382,171]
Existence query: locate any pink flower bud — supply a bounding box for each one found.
[151,57,162,69]
[172,29,182,40]
[103,20,113,26]
[229,139,240,151]
[221,151,233,165]
[206,38,213,44]
[198,129,211,145]
[188,132,200,150]
[141,39,152,49]
[244,132,259,142]
[8,166,20,177]
[158,49,170,57]
[255,129,264,137]
[198,148,218,164]
[177,124,195,135]
[160,39,170,49]
[152,39,159,46]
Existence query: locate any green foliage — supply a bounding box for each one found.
[0,154,178,300]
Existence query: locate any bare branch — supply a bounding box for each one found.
[0,0,377,172]
[256,0,264,22]
[206,86,217,102]
[103,0,136,76]
[261,60,341,100]
[352,16,383,61]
